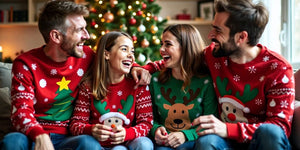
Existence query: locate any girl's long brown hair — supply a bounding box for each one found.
[81,31,132,100]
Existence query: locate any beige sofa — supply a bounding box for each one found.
[0,62,299,149]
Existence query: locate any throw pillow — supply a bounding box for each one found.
[0,62,12,88]
[0,87,12,140]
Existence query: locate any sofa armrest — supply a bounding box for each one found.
[291,100,300,149]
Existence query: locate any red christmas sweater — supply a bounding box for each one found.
[70,77,153,147]
[205,43,295,143]
[142,43,295,143]
[11,45,94,141]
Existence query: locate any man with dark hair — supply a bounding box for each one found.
[137,0,294,149]
[192,0,294,149]
[0,1,101,149]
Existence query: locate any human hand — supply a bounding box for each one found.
[131,67,151,89]
[110,126,126,144]
[192,114,228,138]
[166,132,186,148]
[34,133,54,150]
[92,124,113,141]
[154,127,168,145]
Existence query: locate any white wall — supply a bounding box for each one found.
[0,26,44,60]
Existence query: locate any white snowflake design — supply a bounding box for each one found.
[271,62,278,70]
[157,94,161,99]
[117,90,123,96]
[69,65,73,69]
[214,62,221,69]
[224,60,228,66]
[291,77,295,83]
[248,66,256,73]
[259,76,265,82]
[20,103,29,109]
[23,65,29,71]
[16,72,24,79]
[204,79,209,84]
[82,52,87,59]
[233,75,240,82]
[272,80,277,86]
[50,69,57,75]
[263,56,269,62]
[18,113,26,118]
[255,99,262,105]
[31,64,37,70]
[280,100,289,108]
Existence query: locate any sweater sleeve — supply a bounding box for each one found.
[124,85,153,141]
[226,63,295,143]
[69,83,93,136]
[141,60,165,74]
[11,60,47,141]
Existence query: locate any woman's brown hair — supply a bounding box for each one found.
[158,24,209,90]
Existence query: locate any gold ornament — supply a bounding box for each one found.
[120,24,127,31]
[153,38,160,45]
[150,25,158,34]
[117,9,125,16]
[141,39,150,48]
[104,11,114,23]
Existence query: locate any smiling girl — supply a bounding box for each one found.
[70,31,153,150]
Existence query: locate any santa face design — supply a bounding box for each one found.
[220,102,248,123]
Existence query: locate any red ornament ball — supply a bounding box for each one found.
[142,3,147,9]
[136,10,143,16]
[132,35,137,41]
[91,19,96,26]
[129,18,136,25]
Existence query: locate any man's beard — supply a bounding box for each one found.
[60,38,83,58]
[212,37,240,58]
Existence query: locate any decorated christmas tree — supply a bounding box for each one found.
[84,0,167,64]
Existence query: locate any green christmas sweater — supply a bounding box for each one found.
[149,72,218,141]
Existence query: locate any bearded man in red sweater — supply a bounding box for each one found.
[0,1,149,150]
[138,0,294,149]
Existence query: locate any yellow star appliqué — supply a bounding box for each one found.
[56,77,71,91]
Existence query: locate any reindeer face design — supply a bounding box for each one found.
[160,87,199,132]
[164,103,194,131]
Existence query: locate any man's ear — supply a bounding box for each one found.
[235,31,248,45]
[49,30,62,44]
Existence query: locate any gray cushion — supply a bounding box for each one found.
[0,87,11,140]
[0,62,12,88]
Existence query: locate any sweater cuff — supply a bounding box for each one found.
[226,123,239,140]
[181,129,198,141]
[124,128,135,141]
[27,127,48,141]
[83,124,94,135]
